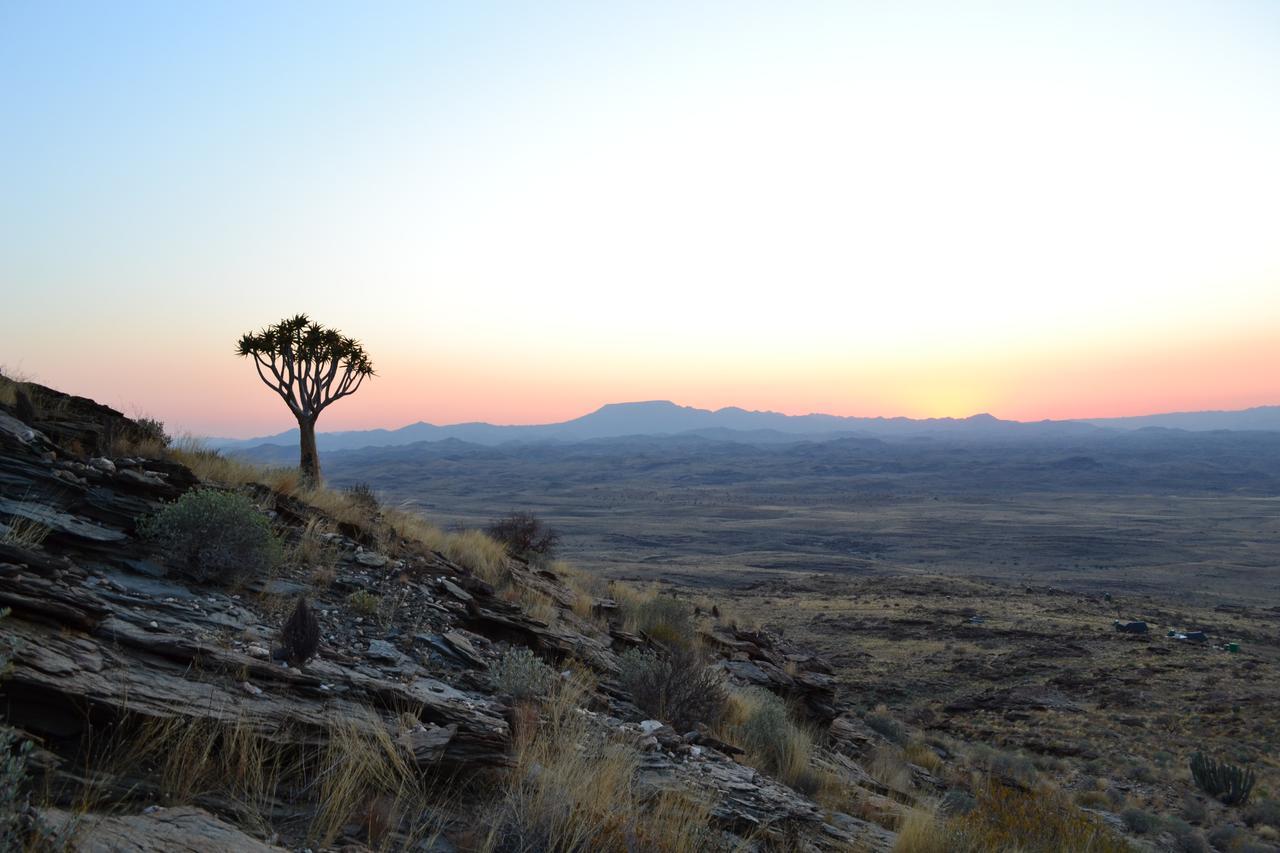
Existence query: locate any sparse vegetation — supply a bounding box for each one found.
[489,647,557,701]
[480,679,715,852]
[946,783,1134,852]
[141,488,281,584]
[617,644,726,731]
[865,706,907,745]
[719,687,818,792]
[347,589,382,618]
[486,511,560,564]
[0,509,50,550]
[619,591,696,648]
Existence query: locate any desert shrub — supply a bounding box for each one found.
[969,743,1038,786]
[1183,794,1208,824]
[1121,808,1157,834]
[281,597,320,666]
[346,590,381,618]
[486,512,560,563]
[0,608,31,849]
[490,648,557,701]
[0,726,32,850]
[617,645,725,731]
[865,708,906,744]
[724,687,817,791]
[1191,752,1257,805]
[942,790,978,816]
[1076,789,1111,809]
[624,594,696,648]
[947,783,1134,852]
[345,481,380,512]
[1207,825,1245,850]
[1247,799,1280,829]
[141,489,281,584]
[132,417,169,447]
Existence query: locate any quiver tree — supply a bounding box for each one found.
[237,315,374,482]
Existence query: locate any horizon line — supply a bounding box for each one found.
[206,398,1280,443]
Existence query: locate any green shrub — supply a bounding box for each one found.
[1246,798,1280,829]
[141,489,281,584]
[490,647,557,701]
[865,710,906,744]
[1121,808,1156,834]
[618,645,725,730]
[346,590,381,617]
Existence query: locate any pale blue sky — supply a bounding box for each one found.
[2,2,1278,434]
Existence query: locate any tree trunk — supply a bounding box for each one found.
[298,415,321,484]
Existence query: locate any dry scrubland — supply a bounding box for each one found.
[2,371,1278,852]
[301,435,1280,607]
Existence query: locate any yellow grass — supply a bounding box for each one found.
[905,739,945,773]
[499,582,558,624]
[715,686,818,792]
[893,808,951,853]
[552,560,607,620]
[0,512,51,549]
[480,681,715,852]
[868,746,914,793]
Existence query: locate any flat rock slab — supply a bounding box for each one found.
[39,806,285,852]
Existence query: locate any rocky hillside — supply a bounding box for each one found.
[0,381,898,851]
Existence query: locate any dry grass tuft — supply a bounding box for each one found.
[947,783,1134,852]
[893,807,952,853]
[480,681,714,852]
[905,739,945,773]
[868,746,914,793]
[308,712,421,847]
[716,687,818,793]
[0,512,51,549]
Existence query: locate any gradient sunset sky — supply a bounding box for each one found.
[3,2,1278,438]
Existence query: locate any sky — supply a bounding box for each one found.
[2,1,1278,438]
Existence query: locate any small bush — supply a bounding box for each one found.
[729,687,817,790]
[1121,808,1157,834]
[281,597,321,666]
[1247,799,1280,829]
[346,590,381,618]
[618,645,725,731]
[0,725,32,850]
[141,489,281,584]
[865,708,906,745]
[947,783,1133,852]
[345,482,380,512]
[490,648,557,701]
[486,512,559,563]
[941,790,977,816]
[132,417,169,448]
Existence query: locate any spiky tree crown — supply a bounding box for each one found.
[237,314,374,419]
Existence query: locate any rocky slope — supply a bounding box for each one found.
[0,382,896,851]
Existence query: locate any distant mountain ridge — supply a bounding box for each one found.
[209,400,1280,455]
